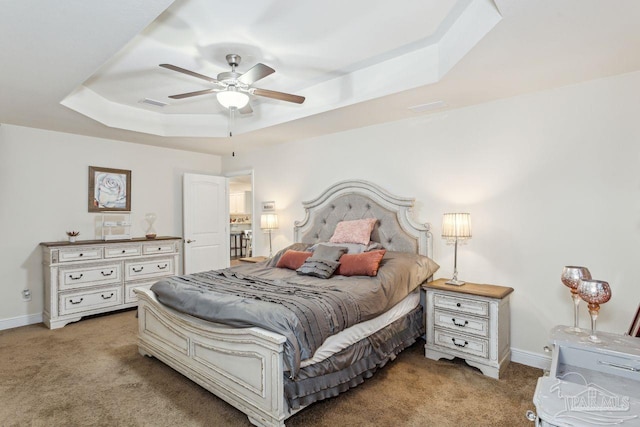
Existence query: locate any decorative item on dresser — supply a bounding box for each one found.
[40,236,181,329]
[424,278,513,379]
[560,266,592,333]
[577,278,612,343]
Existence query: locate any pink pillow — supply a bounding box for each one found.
[336,250,386,276]
[276,250,313,270]
[329,218,377,245]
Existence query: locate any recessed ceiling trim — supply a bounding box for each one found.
[60,0,502,138]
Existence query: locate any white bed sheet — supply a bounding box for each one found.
[300,290,420,368]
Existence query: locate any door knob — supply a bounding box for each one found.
[186,239,196,243]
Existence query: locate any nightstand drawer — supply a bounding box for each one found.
[434,309,489,338]
[125,258,174,280]
[434,293,489,317]
[58,247,102,262]
[59,264,121,290]
[58,286,122,315]
[105,245,142,258]
[434,329,489,359]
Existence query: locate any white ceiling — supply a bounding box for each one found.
[2,0,640,155]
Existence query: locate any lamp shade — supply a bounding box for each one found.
[216,89,250,109]
[442,213,472,239]
[260,213,279,230]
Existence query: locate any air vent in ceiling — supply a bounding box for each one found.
[408,101,446,113]
[139,98,168,107]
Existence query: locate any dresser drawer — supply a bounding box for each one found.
[125,258,174,280]
[104,245,142,258]
[125,281,156,303]
[434,309,489,338]
[142,242,177,255]
[58,286,122,316]
[58,247,102,262]
[59,263,121,290]
[434,329,489,359]
[434,293,489,317]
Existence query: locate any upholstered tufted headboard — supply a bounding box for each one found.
[294,180,432,257]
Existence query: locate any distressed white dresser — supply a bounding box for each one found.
[424,278,513,379]
[40,236,181,329]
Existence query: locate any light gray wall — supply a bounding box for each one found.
[0,124,221,327]
[223,70,640,362]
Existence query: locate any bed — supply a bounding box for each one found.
[135,179,437,426]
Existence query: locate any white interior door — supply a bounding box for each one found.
[183,173,228,273]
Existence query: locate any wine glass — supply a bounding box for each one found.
[577,279,612,343]
[561,266,592,333]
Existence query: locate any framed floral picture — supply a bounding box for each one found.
[88,166,131,212]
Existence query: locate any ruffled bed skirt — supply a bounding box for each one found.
[285,305,424,409]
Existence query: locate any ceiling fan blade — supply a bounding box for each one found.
[238,63,275,85]
[251,88,305,104]
[168,88,218,99]
[159,64,219,84]
[238,103,253,114]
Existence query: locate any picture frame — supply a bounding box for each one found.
[261,201,276,212]
[88,166,132,212]
[628,303,640,337]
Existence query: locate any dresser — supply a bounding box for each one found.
[40,236,181,329]
[424,278,513,379]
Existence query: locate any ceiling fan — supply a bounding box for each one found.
[160,54,305,114]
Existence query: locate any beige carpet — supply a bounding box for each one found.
[0,310,541,426]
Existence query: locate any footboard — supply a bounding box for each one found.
[135,288,290,427]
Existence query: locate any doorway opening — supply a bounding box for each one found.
[226,170,254,265]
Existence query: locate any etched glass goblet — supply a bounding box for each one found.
[561,266,592,333]
[577,279,611,343]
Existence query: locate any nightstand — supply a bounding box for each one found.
[423,278,514,379]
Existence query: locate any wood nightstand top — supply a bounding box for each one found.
[424,278,514,300]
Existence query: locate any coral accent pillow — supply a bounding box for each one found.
[276,250,313,270]
[329,218,377,245]
[336,249,386,276]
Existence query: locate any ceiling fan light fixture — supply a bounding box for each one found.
[216,89,249,109]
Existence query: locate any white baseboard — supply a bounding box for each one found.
[0,313,43,331]
[511,347,551,370]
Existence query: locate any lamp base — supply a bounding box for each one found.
[445,279,466,286]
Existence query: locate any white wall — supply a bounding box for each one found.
[0,125,221,328]
[223,70,640,363]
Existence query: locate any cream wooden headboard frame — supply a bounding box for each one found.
[294,179,432,258]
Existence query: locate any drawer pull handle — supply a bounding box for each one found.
[456,302,461,307]
[132,267,144,273]
[597,360,640,372]
[79,253,84,257]
[452,338,468,348]
[101,293,114,300]
[69,298,84,305]
[157,247,162,251]
[101,270,114,276]
[122,250,126,253]
[452,318,468,327]
[157,264,168,270]
[69,273,84,280]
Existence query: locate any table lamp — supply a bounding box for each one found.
[260,213,279,257]
[442,213,472,285]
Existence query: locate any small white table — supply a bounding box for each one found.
[531,326,640,426]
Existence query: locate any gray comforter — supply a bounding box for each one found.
[151,247,438,378]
